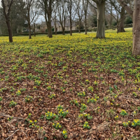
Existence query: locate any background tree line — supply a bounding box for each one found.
[1,0,140,55]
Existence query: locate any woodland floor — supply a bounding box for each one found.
[0,31,140,140]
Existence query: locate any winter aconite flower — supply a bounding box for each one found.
[83,121,90,129]
[62,129,68,138]
[120,109,128,116]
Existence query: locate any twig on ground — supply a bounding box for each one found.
[0,113,24,121]
[5,129,19,140]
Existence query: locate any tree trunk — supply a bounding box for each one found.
[85,14,87,35]
[117,0,133,18]
[55,26,57,35]
[28,24,31,39]
[34,23,36,37]
[47,21,52,38]
[54,18,57,35]
[132,0,140,55]
[6,18,13,42]
[96,1,105,38]
[117,7,125,33]
[62,27,65,35]
[2,0,13,43]
[79,18,81,33]
[70,16,72,36]
[110,4,112,29]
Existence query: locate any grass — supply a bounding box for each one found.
[105,27,133,33]
[0,31,140,139]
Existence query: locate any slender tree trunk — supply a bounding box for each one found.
[110,4,112,29]
[28,23,31,39]
[6,18,13,42]
[117,7,125,33]
[132,0,140,55]
[68,0,72,36]
[54,17,57,35]
[47,20,52,38]
[45,15,48,35]
[70,16,72,36]
[55,25,57,35]
[84,0,88,35]
[34,23,36,37]
[62,27,65,35]
[27,8,31,39]
[85,13,87,35]
[79,18,81,33]
[96,1,105,38]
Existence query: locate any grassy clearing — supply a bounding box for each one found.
[0,32,140,139]
[105,27,133,33]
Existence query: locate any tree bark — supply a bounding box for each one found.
[6,18,13,42]
[70,13,72,36]
[132,0,140,55]
[28,23,31,39]
[110,4,112,29]
[34,23,36,37]
[55,25,57,35]
[117,7,125,33]
[83,0,88,35]
[2,0,13,42]
[79,18,81,33]
[68,0,72,36]
[117,0,133,18]
[47,20,52,38]
[96,1,105,38]
[54,17,57,35]
[27,7,32,39]
[62,27,65,35]
[85,14,87,35]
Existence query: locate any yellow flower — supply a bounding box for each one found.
[134,119,138,123]
[63,130,66,134]
[132,122,135,126]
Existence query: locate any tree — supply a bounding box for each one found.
[117,0,133,17]
[11,1,26,35]
[37,0,57,38]
[83,0,89,35]
[57,0,68,35]
[117,6,125,32]
[118,0,140,55]
[74,0,84,33]
[88,2,97,28]
[52,2,58,35]
[1,0,26,36]
[67,0,73,36]
[2,0,14,42]
[0,7,8,35]
[132,0,140,55]
[91,0,107,38]
[20,0,39,39]
[109,0,126,32]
